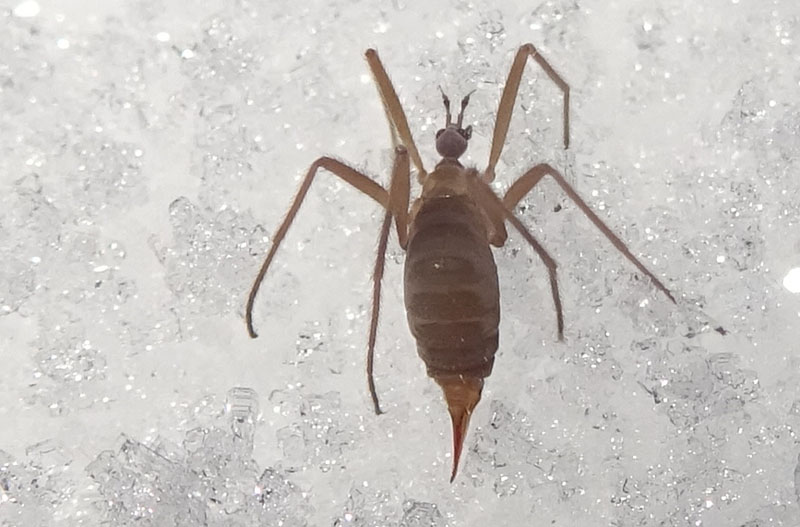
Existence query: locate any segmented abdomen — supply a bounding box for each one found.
[404,195,500,379]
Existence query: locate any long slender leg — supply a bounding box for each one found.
[367,209,392,414]
[471,180,564,340]
[365,146,410,414]
[504,163,676,303]
[464,167,509,247]
[485,43,570,182]
[389,146,410,249]
[365,49,427,180]
[245,157,389,338]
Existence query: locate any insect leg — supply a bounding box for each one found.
[485,43,570,182]
[367,209,392,415]
[365,49,427,180]
[245,157,389,338]
[472,180,564,340]
[366,146,410,414]
[504,163,676,303]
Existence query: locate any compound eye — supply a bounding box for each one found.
[435,129,445,139]
[462,125,473,140]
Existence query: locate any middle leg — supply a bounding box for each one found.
[245,157,390,338]
[504,163,676,303]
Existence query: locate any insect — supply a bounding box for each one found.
[245,44,675,482]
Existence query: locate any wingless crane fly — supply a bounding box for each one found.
[245,44,675,482]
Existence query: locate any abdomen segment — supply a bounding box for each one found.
[403,196,500,378]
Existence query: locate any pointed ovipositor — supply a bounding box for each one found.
[435,375,484,482]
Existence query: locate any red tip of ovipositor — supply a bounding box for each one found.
[435,375,483,483]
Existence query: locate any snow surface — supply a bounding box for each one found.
[1,0,799,525]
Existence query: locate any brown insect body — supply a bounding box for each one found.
[405,188,500,381]
[404,164,501,480]
[245,45,677,482]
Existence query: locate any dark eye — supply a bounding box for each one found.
[462,125,473,140]
[436,129,444,139]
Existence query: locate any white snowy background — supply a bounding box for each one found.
[1,0,799,525]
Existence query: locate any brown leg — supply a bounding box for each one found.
[367,209,392,414]
[485,43,570,182]
[245,157,390,338]
[471,179,564,340]
[389,146,410,249]
[504,163,676,303]
[365,49,427,180]
[365,146,410,414]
